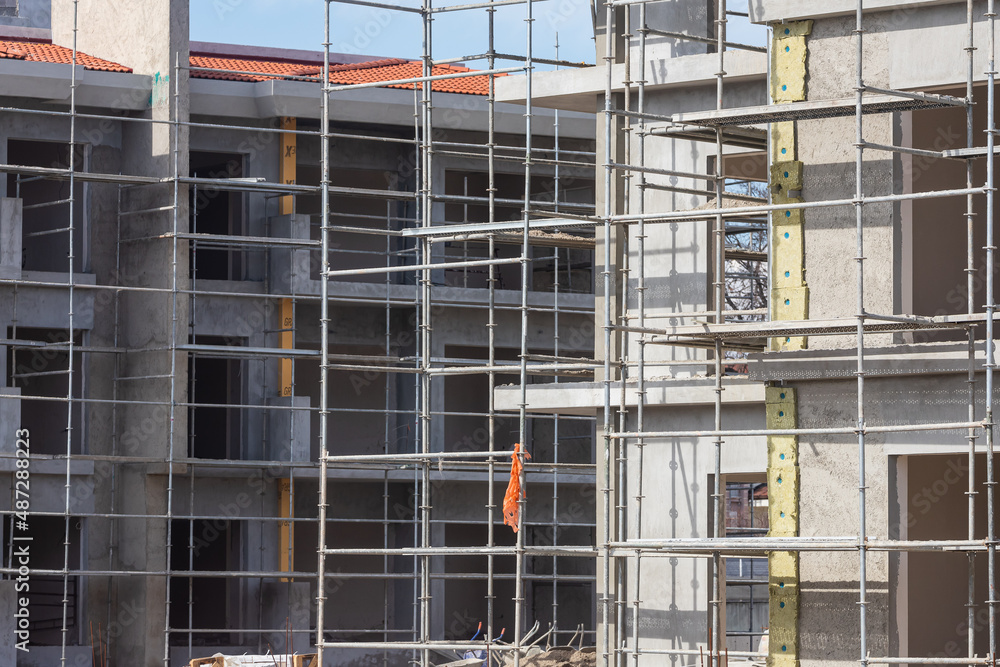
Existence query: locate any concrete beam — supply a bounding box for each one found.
[261,267,597,313]
[496,49,767,112]
[188,78,594,139]
[495,377,765,415]
[749,0,965,23]
[0,60,150,110]
[0,57,592,139]
[749,341,992,381]
[190,41,381,66]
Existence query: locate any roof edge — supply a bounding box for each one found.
[189,41,382,66]
[0,25,49,41]
[748,0,966,23]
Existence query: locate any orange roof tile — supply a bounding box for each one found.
[0,39,132,73]
[331,59,499,96]
[0,39,493,94]
[189,54,499,96]
[188,54,327,83]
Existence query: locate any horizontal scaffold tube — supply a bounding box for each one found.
[612,420,983,439]
[609,537,987,554]
[324,256,523,277]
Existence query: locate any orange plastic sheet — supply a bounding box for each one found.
[503,443,530,532]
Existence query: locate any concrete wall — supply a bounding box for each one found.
[620,400,765,666]
[624,78,766,374]
[799,13,898,348]
[795,378,890,667]
[785,10,994,659]
[179,94,596,667]
[750,354,1000,666]
[545,2,1000,666]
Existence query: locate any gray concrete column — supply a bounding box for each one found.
[51,0,191,664]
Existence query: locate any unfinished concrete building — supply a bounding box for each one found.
[494,1,1000,666]
[5,0,1000,666]
[0,0,599,665]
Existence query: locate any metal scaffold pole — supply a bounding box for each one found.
[163,46,184,667]
[515,0,534,665]
[0,0,609,660]
[419,4,434,667]
[630,3,648,664]
[601,1,615,664]
[986,3,998,667]
[617,8,632,665]
[44,0,1000,662]
[316,2,333,664]
[965,3,979,663]
[60,2,79,664]
[712,3,727,665]
[855,4,869,667]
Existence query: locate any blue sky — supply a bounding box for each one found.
[191,0,765,67]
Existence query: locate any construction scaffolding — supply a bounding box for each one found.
[2,1,1000,667]
[598,3,998,667]
[1,0,599,665]
[315,3,598,667]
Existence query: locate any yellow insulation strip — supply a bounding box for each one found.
[771,121,796,164]
[770,21,812,352]
[771,21,813,103]
[771,197,808,351]
[772,286,808,322]
[770,162,803,201]
[767,386,799,665]
[280,116,296,215]
[767,21,809,665]
[279,118,297,581]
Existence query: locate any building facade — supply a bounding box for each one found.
[0,0,598,665]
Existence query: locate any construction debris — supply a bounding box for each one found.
[517,647,597,667]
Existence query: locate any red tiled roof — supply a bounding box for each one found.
[332,59,498,96]
[0,39,132,73]
[189,54,499,96]
[0,39,492,94]
[188,54,329,82]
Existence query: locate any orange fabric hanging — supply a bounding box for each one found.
[503,443,531,532]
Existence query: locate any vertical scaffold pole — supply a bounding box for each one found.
[986,2,997,666]
[712,1,727,665]
[965,1,978,661]
[316,2,333,664]
[601,1,615,666]
[854,4,869,667]
[515,1,534,664]
[61,2,80,664]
